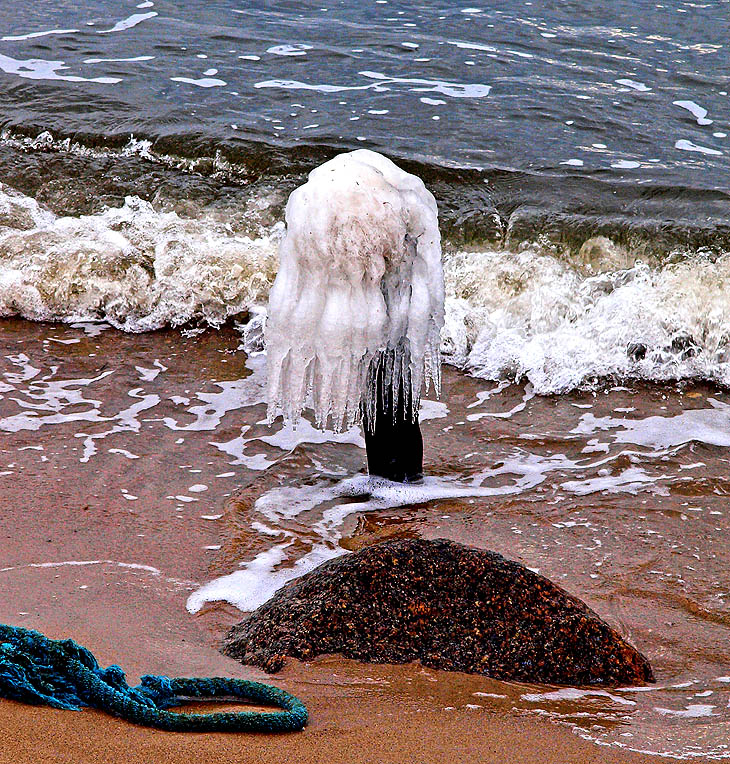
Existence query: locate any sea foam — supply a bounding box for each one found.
[0,184,278,331]
[2,177,730,394]
[441,247,730,393]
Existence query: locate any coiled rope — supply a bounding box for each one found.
[0,624,307,732]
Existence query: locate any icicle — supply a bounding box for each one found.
[265,149,444,433]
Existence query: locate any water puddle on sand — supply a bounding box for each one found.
[1,318,729,758]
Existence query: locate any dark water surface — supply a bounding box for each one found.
[0,0,728,248]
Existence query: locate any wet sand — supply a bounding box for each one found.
[0,318,727,762]
[0,695,681,764]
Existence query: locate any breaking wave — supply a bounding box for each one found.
[442,246,730,393]
[0,182,279,331]
[1,178,729,393]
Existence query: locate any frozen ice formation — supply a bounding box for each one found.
[265,149,444,433]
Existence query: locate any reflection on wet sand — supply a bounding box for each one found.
[1,318,729,758]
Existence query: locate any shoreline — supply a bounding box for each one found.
[0,691,684,764]
[0,317,727,761]
[0,504,682,764]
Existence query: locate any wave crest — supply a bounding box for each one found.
[0,186,280,331]
[443,247,730,392]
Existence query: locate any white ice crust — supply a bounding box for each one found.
[265,149,444,432]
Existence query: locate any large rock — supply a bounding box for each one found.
[224,538,654,687]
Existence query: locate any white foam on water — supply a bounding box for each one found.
[0,559,192,588]
[163,354,268,432]
[108,448,140,459]
[2,28,79,42]
[419,399,449,421]
[76,390,160,463]
[616,78,651,91]
[0,364,114,434]
[266,44,312,57]
[448,40,531,60]
[674,139,722,156]
[360,69,491,98]
[3,176,730,397]
[522,688,637,706]
[0,186,279,331]
[571,401,730,449]
[441,248,730,393]
[135,361,165,381]
[211,431,278,470]
[467,385,534,422]
[187,543,295,613]
[98,12,158,35]
[561,466,666,496]
[0,347,231,465]
[673,100,713,125]
[449,40,495,53]
[0,53,121,84]
[171,76,226,88]
[255,78,387,93]
[655,704,716,718]
[186,448,617,613]
[0,130,246,181]
[256,420,365,450]
[83,56,155,64]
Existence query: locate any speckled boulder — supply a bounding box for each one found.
[224,538,654,687]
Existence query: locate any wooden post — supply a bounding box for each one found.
[362,353,423,483]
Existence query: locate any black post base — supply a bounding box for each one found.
[362,360,423,483]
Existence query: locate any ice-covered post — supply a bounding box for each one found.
[264,150,444,482]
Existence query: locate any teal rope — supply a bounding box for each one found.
[0,624,307,732]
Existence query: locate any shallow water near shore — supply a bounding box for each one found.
[1,2,729,757]
[1,318,729,759]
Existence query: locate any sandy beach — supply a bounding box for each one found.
[1,0,729,759]
[0,447,679,764]
[1,318,727,762]
[0,694,683,764]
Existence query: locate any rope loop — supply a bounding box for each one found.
[0,624,307,733]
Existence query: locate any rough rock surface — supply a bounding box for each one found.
[224,538,654,687]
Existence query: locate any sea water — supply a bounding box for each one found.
[1,0,729,757]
